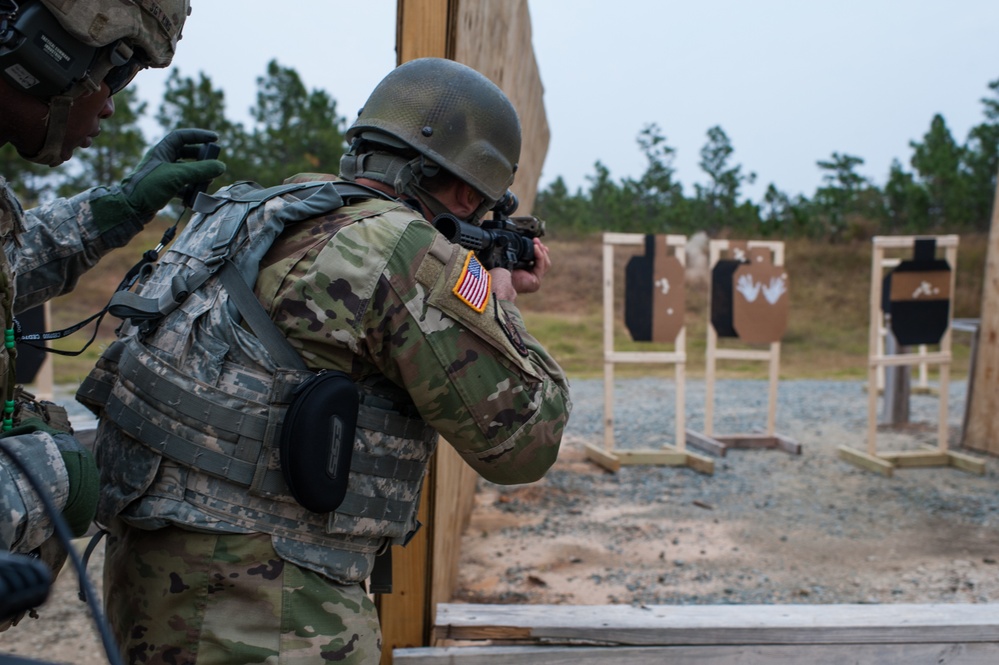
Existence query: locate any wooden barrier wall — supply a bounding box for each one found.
[381,5,548,661]
[395,0,549,214]
[965,175,999,455]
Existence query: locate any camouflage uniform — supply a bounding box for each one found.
[87,174,571,663]
[0,175,149,555]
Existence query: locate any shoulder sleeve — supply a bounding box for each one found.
[0,432,70,552]
[11,186,144,311]
[369,222,571,485]
[270,210,571,485]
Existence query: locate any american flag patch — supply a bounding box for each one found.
[453,251,491,312]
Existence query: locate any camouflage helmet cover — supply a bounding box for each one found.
[346,57,522,204]
[38,0,190,67]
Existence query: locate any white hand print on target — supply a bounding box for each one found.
[736,274,788,305]
[762,276,788,304]
[735,273,762,302]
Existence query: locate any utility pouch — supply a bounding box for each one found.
[279,370,358,514]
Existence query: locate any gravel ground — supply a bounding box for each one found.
[456,377,999,607]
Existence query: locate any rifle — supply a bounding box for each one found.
[432,192,546,271]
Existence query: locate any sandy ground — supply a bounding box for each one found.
[454,433,999,608]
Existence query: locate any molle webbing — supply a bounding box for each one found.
[103,337,426,500]
[106,180,385,335]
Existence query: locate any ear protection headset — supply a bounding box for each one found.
[0,1,135,100]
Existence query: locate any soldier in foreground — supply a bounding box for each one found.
[0,0,224,627]
[83,57,571,663]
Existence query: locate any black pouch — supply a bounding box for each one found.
[279,370,358,513]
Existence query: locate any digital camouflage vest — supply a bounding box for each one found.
[0,179,23,417]
[78,178,437,583]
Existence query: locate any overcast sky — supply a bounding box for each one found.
[133,1,999,202]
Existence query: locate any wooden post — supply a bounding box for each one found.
[964,175,999,455]
[385,1,551,661]
[880,331,910,425]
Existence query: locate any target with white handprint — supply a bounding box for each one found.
[733,256,790,344]
[688,239,800,459]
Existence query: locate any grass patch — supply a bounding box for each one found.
[40,231,986,386]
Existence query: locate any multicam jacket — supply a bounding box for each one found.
[0,175,148,553]
[86,174,571,584]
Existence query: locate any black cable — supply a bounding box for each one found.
[0,439,122,665]
[15,207,187,357]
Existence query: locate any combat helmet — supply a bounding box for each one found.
[341,57,521,219]
[0,0,191,164]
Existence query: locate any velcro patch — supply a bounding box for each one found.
[496,302,529,357]
[453,251,491,313]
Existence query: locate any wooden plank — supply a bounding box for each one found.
[713,348,773,361]
[377,465,433,664]
[683,451,715,475]
[430,443,479,611]
[687,433,802,457]
[396,0,451,64]
[611,448,714,475]
[605,351,686,364]
[584,443,620,472]
[869,352,952,367]
[878,450,951,467]
[773,433,803,455]
[396,642,999,665]
[873,234,959,249]
[714,435,781,449]
[613,448,690,466]
[603,232,647,245]
[837,446,894,477]
[684,429,728,457]
[452,0,547,213]
[434,603,999,646]
[948,450,987,475]
[965,176,999,455]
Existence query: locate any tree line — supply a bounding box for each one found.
[3,60,996,242]
[538,79,999,241]
[1,60,350,209]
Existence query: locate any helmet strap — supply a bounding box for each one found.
[20,95,75,166]
[340,147,490,223]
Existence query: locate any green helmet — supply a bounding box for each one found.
[345,57,521,205]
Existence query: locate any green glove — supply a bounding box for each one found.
[91,128,226,231]
[55,435,99,538]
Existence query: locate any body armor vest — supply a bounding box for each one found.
[78,179,437,583]
[0,179,24,420]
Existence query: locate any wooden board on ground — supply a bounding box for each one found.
[392,602,999,664]
[395,642,999,664]
[687,431,801,457]
[584,443,714,475]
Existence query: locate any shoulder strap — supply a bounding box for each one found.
[107,179,391,368]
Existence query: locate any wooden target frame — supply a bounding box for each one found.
[686,240,800,457]
[838,235,984,477]
[585,233,714,474]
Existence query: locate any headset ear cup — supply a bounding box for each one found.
[0,3,99,99]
